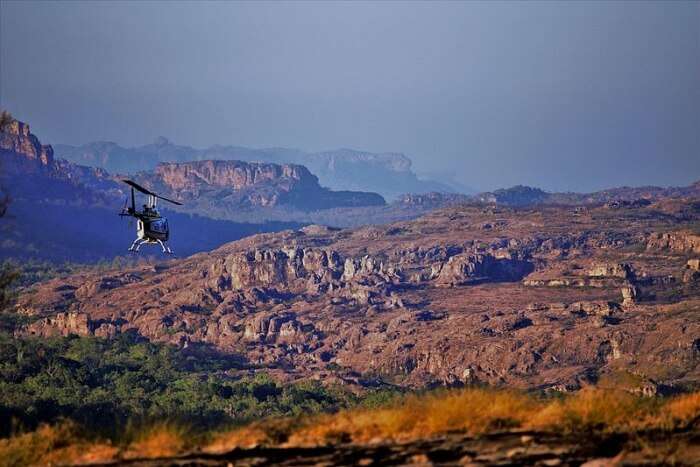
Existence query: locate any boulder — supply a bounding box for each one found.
[25,312,92,337]
[568,301,620,317]
[587,263,635,280]
[647,232,700,255]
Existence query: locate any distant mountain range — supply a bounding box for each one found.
[474,183,700,207]
[3,116,699,263]
[0,119,449,262]
[54,138,458,200]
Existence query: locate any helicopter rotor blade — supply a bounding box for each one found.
[122,179,183,206]
[122,179,153,195]
[154,194,183,206]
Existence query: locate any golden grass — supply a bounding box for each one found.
[2,388,699,465]
[0,421,117,467]
[121,421,189,459]
[0,420,187,467]
[528,387,659,432]
[208,388,700,451]
[204,425,271,454]
[286,389,537,446]
[664,392,700,427]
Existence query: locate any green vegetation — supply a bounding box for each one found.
[0,332,362,439]
[0,263,384,444]
[0,257,155,291]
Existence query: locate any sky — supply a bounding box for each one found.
[1,1,698,192]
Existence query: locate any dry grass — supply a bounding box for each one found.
[0,420,187,467]
[287,388,536,446]
[664,392,700,427]
[208,388,700,451]
[121,421,190,460]
[204,425,271,454]
[0,421,117,467]
[528,387,659,432]
[2,388,699,465]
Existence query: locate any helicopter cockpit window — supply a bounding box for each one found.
[149,219,168,233]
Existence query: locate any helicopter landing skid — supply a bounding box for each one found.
[156,239,173,255]
[128,238,174,255]
[128,238,144,252]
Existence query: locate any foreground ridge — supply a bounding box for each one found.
[93,430,700,467]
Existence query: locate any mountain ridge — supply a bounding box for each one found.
[54,139,458,200]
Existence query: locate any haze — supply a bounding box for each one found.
[1,0,698,192]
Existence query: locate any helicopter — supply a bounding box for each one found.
[119,179,183,254]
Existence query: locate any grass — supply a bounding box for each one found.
[2,387,699,465]
[209,388,700,450]
[121,421,192,460]
[0,421,117,467]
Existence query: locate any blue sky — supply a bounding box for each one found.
[1,1,698,191]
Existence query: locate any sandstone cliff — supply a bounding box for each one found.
[133,160,386,211]
[0,118,120,203]
[0,119,55,173]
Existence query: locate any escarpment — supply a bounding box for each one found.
[132,160,386,211]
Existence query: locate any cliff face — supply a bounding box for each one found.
[153,160,316,193]
[0,120,55,174]
[0,119,120,200]
[135,160,386,211]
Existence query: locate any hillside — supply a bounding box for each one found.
[17,194,700,392]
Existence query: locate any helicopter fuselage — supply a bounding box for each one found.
[135,212,170,242]
[119,180,181,254]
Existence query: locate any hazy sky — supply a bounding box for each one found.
[1,1,698,192]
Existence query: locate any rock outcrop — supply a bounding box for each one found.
[621,284,638,306]
[0,119,55,173]
[475,185,551,206]
[647,232,700,255]
[0,117,120,198]
[587,263,635,280]
[134,160,386,211]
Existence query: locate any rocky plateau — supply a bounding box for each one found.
[16,195,700,394]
